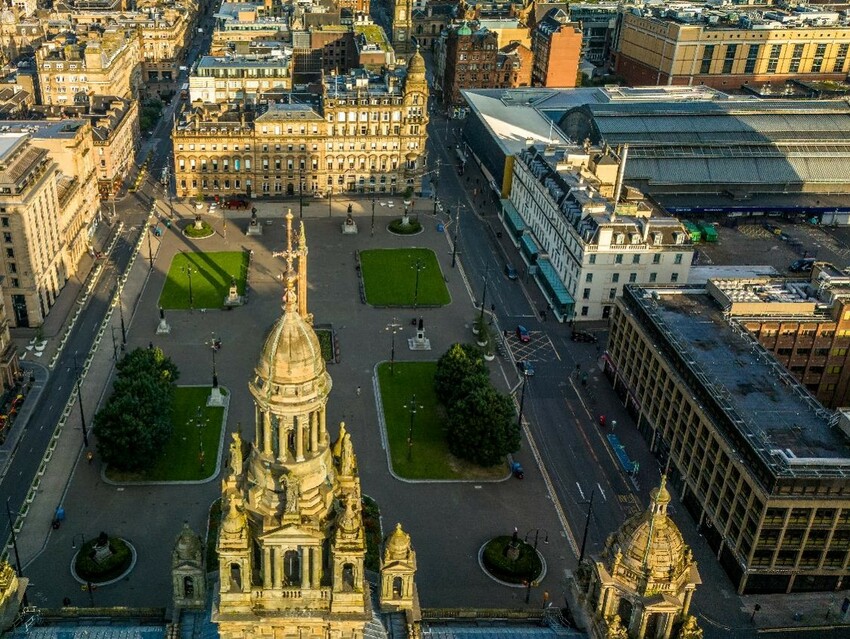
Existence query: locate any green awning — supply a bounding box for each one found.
[520,234,539,261]
[501,199,525,237]
[536,258,575,315]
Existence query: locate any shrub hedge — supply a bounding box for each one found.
[75,537,132,583]
[481,535,542,584]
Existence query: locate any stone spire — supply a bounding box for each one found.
[297,220,311,323]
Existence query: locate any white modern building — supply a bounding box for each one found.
[503,144,694,322]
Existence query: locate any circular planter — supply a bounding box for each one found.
[476,339,487,348]
[387,219,423,236]
[71,537,137,586]
[183,221,214,239]
[478,536,546,587]
[483,352,495,362]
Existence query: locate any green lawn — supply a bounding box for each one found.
[361,248,450,307]
[159,251,248,310]
[377,362,503,480]
[105,386,225,482]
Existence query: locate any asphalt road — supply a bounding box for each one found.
[423,109,634,562]
[0,0,217,558]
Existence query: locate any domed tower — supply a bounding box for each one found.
[392,0,413,54]
[579,476,702,639]
[379,523,419,613]
[171,522,206,611]
[403,47,429,191]
[215,210,372,639]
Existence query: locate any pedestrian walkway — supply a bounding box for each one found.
[0,362,48,480]
[16,210,156,569]
[13,219,118,369]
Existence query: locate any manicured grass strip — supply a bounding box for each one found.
[159,251,248,309]
[105,386,225,482]
[378,362,506,480]
[360,248,450,307]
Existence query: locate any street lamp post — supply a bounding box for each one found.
[5,498,28,606]
[411,258,425,310]
[299,168,304,219]
[328,184,333,217]
[371,197,376,237]
[479,264,490,326]
[517,370,530,430]
[207,332,219,387]
[191,406,209,470]
[110,326,118,360]
[432,158,441,217]
[523,529,548,604]
[386,317,402,374]
[451,200,463,268]
[404,394,423,461]
[147,224,154,270]
[578,488,596,563]
[182,262,196,311]
[117,287,127,349]
[74,354,88,448]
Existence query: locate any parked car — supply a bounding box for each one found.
[225,198,249,209]
[571,330,598,344]
[517,360,535,376]
[515,325,531,343]
[789,258,816,273]
[504,263,518,280]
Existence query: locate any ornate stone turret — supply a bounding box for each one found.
[171,522,206,611]
[380,523,419,613]
[215,210,374,639]
[578,476,702,639]
[0,560,26,632]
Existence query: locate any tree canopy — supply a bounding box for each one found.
[93,347,179,471]
[434,342,520,467]
[434,343,487,408]
[446,385,519,467]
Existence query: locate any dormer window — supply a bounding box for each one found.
[653,232,663,245]
[615,233,625,244]
[631,233,641,244]
[674,232,685,245]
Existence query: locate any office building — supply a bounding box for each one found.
[614,7,850,89]
[530,7,581,87]
[35,26,143,105]
[607,283,850,594]
[0,134,67,327]
[718,264,850,410]
[569,3,618,66]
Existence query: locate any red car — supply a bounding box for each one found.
[516,325,530,343]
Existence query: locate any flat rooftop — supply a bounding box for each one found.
[0,120,86,139]
[632,286,850,477]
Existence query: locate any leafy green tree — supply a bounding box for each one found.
[94,347,179,471]
[434,343,486,407]
[446,385,519,466]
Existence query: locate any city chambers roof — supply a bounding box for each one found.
[621,285,850,484]
[559,98,850,189]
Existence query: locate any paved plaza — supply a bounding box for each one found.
[19,202,566,610]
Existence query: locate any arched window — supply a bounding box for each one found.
[342,563,355,591]
[392,576,403,598]
[183,575,195,597]
[284,549,300,585]
[230,563,242,591]
[617,598,633,627]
